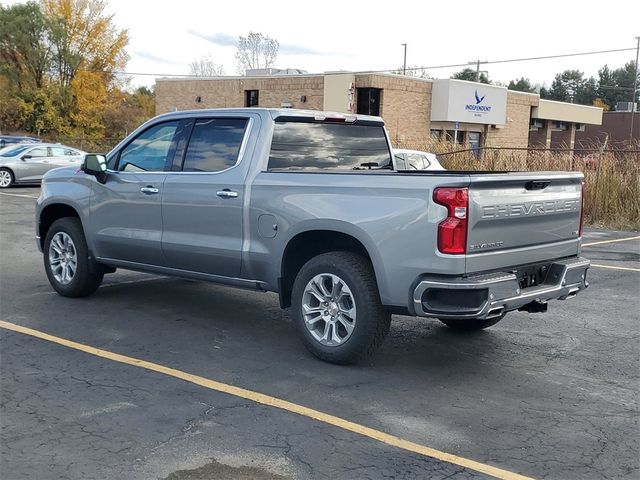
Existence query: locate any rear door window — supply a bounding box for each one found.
[50,147,66,157]
[181,118,248,172]
[28,147,49,158]
[268,121,391,171]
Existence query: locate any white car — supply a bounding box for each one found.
[0,143,85,188]
[393,149,445,171]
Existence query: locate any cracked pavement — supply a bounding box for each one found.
[0,187,638,479]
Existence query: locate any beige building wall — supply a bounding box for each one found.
[533,99,603,125]
[485,91,539,148]
[355,75,432,144]
[155,75,325,114]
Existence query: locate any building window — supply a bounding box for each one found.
[245,90,259,107]
[430,129,442,141]
[446,130,464,144]
[356,88,382,116]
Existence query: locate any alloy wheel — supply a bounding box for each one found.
[48,232,78,285]
[302,273,357,347]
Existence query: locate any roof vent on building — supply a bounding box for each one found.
[245,68,308,76]
[615,101,637,112]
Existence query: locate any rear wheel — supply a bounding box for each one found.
[439,314,506,331]
[0,168,14,188]
[291,251,391,364]
[43,217,103,297]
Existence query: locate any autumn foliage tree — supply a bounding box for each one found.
[0,0,151,148]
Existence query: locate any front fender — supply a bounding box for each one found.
[37,169,94,250]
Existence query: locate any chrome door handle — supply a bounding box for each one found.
[140,186,159,195]
[217,189,238,199]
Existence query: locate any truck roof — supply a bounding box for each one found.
[153,108,384,125]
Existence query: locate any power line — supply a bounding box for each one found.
[86,46,637,78]
[370,47,637,75]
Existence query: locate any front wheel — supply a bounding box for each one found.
[291,251,391,365]
[43,217,104,297]
[439,314,506,331]
[0,168,14,188]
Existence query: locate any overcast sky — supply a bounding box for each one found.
[5,0,640,88]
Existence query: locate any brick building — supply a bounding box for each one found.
[155,72,604,149]
[575,111,640,147]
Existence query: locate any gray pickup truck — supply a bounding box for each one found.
[36,108,590,364]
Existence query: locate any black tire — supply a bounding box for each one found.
[43,217,103,297]
[291,251,391,364]
[439,314,506,331]
[0,168,14,188]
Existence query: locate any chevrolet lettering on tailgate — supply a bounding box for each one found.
[481,199,580,219]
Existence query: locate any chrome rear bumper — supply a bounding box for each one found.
[413,257,590,320]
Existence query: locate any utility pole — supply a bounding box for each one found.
[467,60,488,82]
[401,43,407,75]
[630,36,639,141]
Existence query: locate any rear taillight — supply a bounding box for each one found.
[579,181,585,237]
[433,187,468,254]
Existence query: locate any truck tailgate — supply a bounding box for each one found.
[466,172,583,273]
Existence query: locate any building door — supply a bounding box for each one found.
[356,88,381,116]
[468,131,481,158]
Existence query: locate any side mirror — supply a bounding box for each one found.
[82,154,108,183]
[22,154,32,161]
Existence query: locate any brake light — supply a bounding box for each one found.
[433,187,468,254]
[579,181,585,237]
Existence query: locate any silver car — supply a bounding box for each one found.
[393,148,445,171]
[0,143,85,188]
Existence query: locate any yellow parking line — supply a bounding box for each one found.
[591,264,640,273]
[0,320,534,480]
[582,236,640,247]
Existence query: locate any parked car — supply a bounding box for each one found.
[35,109,589,364]
[0,143,85,188]
[393,148,445,170]
[0,135,41,147]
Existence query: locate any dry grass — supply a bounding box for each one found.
[396,141,640,231]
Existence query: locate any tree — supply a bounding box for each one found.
[0,2,51,90]
[235,32,278,75]
[597,62,639,110]
[391,65,430,78]
[41,0,129,91]
[189,54,225,76]
[507,77,536,93]
[102,86,155,140]
[451,67,489,84]
[546,70,596,105]
[574,76,597,106]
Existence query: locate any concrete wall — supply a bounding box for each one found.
[155,75,324,113]
[323,72,355,113]
[533,99,603,125]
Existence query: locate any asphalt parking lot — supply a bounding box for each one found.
[1,186,638,480]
